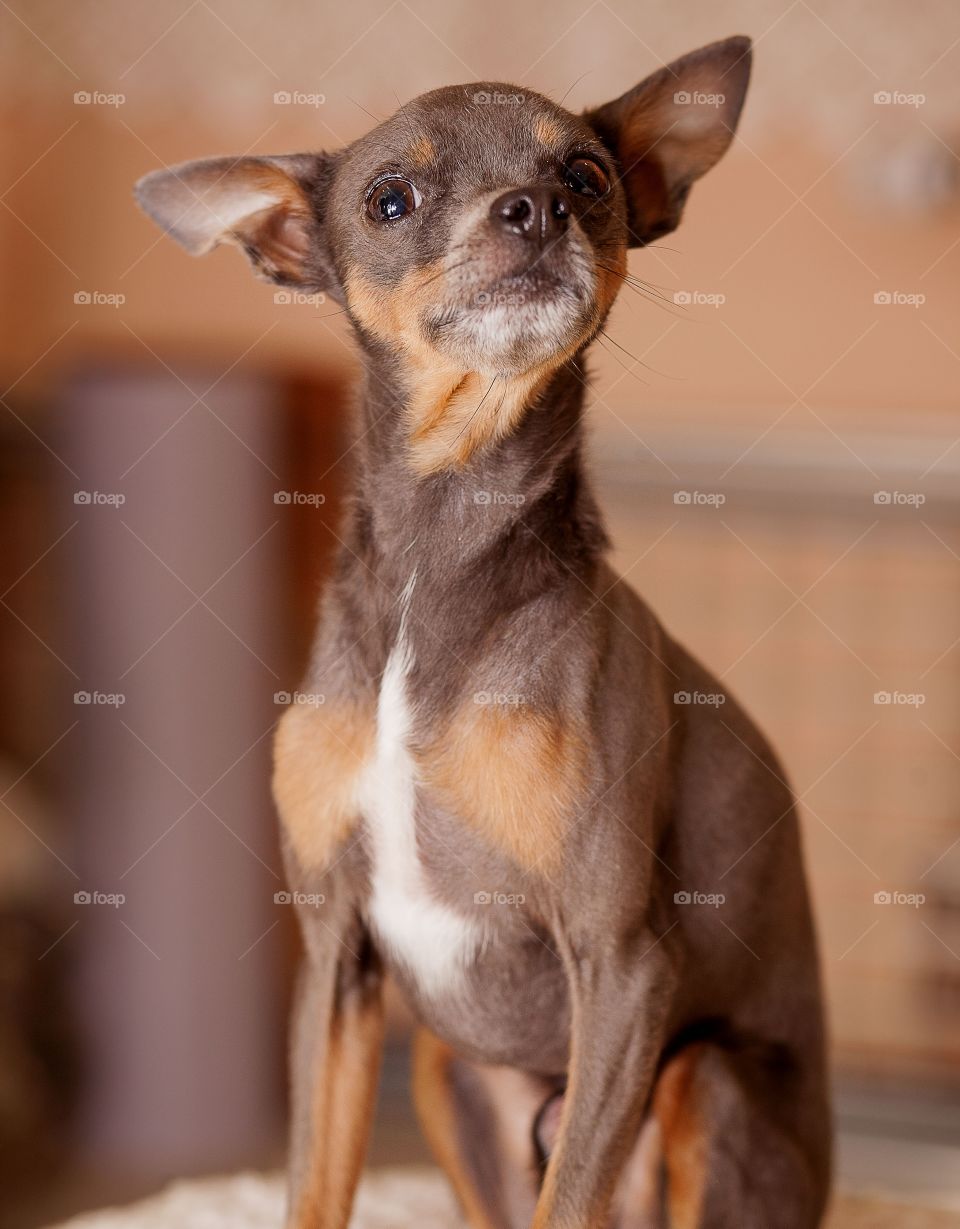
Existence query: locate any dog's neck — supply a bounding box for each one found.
[341,346,609,605]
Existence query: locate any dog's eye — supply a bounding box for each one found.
[562,157,610,198]
[366,177,421,222]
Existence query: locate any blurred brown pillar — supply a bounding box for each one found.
[57,363,288,1176]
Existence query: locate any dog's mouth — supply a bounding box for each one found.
[421,245,599,375]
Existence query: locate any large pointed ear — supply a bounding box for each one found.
[585,36,752,246]
[134,153,340,294]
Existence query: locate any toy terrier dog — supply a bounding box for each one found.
[137,34,831,1229]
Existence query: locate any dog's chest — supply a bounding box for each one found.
[357,604,482,996]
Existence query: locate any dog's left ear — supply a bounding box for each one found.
[134,153,340,295]
[585,35,752,246]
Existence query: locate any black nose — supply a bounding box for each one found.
[489,186,570,247]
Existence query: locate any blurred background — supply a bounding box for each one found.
[1,0,959,1224]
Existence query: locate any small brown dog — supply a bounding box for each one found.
[137,35,831,1229]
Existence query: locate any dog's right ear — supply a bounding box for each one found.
[134,153,340,296]
[585,36,752,246]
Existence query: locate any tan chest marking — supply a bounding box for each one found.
[419,702,588,873]
[272,699,375,871]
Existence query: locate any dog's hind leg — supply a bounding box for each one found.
[412,1028,554,1229]
[647,1042,830,1229]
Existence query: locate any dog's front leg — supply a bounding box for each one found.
[285,891,384,1229]
[532,937,675,1229]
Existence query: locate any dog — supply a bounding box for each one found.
[136,34,831,1229]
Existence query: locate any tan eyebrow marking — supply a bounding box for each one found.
[408,136,436,168]
[534,115,565,147]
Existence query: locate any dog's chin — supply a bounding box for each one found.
[424,275,597,377]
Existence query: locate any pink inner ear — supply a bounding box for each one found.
[239,203,313,281]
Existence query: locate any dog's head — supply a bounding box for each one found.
[136,37,750,470]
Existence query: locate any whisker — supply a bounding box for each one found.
[419,255,480,291]
[349,96,387,126]
[596,333,649,386]
[599,328,682,381]
[596,263,686,317]
[452,376,498,445]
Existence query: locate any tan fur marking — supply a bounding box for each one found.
[412,1029,504,1229]
[345,267,552,474]
[652,1047,709,1229]
[595,246,627,317]
[408,135,437,168]
[534,115,565,147]
[419,702,587,872]
[291,985,384,1229]
[272,699,374,871]
[344,239,627,477]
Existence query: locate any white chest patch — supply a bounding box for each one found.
[359,575,482,996]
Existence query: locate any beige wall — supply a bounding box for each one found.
[2,0,959,434]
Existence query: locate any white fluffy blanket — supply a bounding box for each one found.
[50,1167,960,1229]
